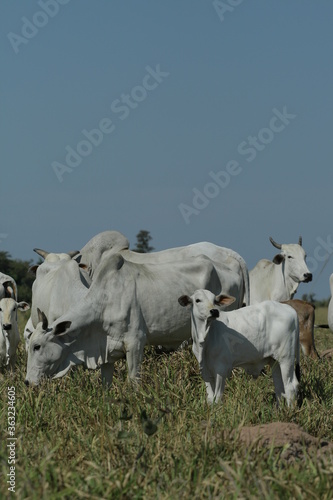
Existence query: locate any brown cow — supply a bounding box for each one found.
[282,299,320,360]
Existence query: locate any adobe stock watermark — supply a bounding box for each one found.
[213,0,245,23]
[306,235,333,274]
[52,64,170,183]
[7,0,71,55]
[179,106,296,224]
[7,386,16,493]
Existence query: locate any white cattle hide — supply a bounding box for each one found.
[0,298,30,371]
[249,236,312,304]
[179,289,300,406]
[25,252,225,386]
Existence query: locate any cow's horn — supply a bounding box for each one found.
[34,248,49,259]
[37,308,48,330]
[3,281,15,299]
[68,250,80,258]
[269,237,282,250]
[298,236,302,246]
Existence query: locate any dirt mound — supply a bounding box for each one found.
[236,422,333,463]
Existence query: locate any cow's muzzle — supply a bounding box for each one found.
[210,309,220,318]
[303,273,312,283]
[3,324,12,331]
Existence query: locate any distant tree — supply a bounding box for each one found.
[0,251,35,302]
[301,293,316,304]
[133,230,154,253]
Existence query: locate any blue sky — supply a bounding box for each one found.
[1,1,333,299]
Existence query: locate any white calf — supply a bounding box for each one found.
[0,298,30,371]
[178,289,300,406]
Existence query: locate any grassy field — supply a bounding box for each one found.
[1,309,332,499]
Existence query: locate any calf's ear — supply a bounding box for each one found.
[216,294,236,307]
[273,253,285,265]
[53,321,72,336]
[178,295,192,307]
[18,301,30,311]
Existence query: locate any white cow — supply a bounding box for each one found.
[178,289,300,406]
[0,272,18,300]
[0,298,30,371]
[25,253,225,386]
[249,236,312,304]
[23,249,90,350]
[75,230,250,308]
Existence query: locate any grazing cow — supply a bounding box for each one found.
[282,299,319,360]
[75,230,250,308]
[0,298,30,371]
[178,289,300,406]
[25,253,226,386]
[0,272,17,300]
[249,236,312,305]
[23,249,90,350]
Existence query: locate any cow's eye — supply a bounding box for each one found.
[287,255,293,259]
[33,345,41,352]
[195,299,201,303]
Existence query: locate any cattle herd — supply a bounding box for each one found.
[0,230,331,406]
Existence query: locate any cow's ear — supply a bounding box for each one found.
[178,295,192,307]
[18,301,30,312]
[53,321,72,336]
[37,308,48,330]
[114,254,125,270]
[29,265,39,275]
[273,253,285,265]
[216,294,236,307]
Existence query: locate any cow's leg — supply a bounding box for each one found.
[126,337,145,383]
[213,373,226,404]
[271,361,285,405]
[100,362,115,386]
[279,361,299,407]
[8,355,17,373]
[205,381,215,404]
[300,341,310,357]
[309,346,320,360]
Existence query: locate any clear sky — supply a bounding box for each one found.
[1,1,333,299]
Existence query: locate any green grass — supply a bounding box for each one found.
[0,311,332,499]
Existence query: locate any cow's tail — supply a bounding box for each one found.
[234,254,250,307]
[223,249,250,307]
[241,261,250,307]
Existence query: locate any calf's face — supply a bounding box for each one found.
[178,289,236,342]
[0,298,30,331]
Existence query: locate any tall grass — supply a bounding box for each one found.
[0,311,332,499]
